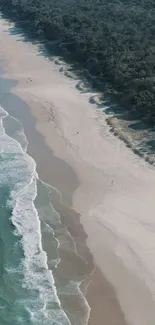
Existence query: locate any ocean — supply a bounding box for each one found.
[0,104,73,324]
[0,101,91,325]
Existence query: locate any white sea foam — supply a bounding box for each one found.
[40,180,78,254]
[37,180,91,323]
[0,104,91,325]
[0,105,71,325]
[4,114,29,151]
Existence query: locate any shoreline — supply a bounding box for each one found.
[0,18,128,325]
[1,16,155,325]
[0,73,128,325]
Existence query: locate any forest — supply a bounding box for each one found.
[0,0,155,124]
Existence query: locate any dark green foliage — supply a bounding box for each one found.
[1,0,155,122]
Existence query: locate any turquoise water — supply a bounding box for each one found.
[0,105,71,325]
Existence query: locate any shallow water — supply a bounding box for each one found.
[0,96,91,325]
[35,180,90,325]
[0,105,72,324]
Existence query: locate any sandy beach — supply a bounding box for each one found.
[1,16,155,325]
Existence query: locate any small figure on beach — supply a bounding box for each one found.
[73,131,79,136]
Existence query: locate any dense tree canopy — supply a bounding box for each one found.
[1,0,155,124]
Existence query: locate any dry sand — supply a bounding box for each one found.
[1,17,155,325]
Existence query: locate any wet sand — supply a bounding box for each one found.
[0,74,127,324]
[1,16,155,325]
[0,18,128,325]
